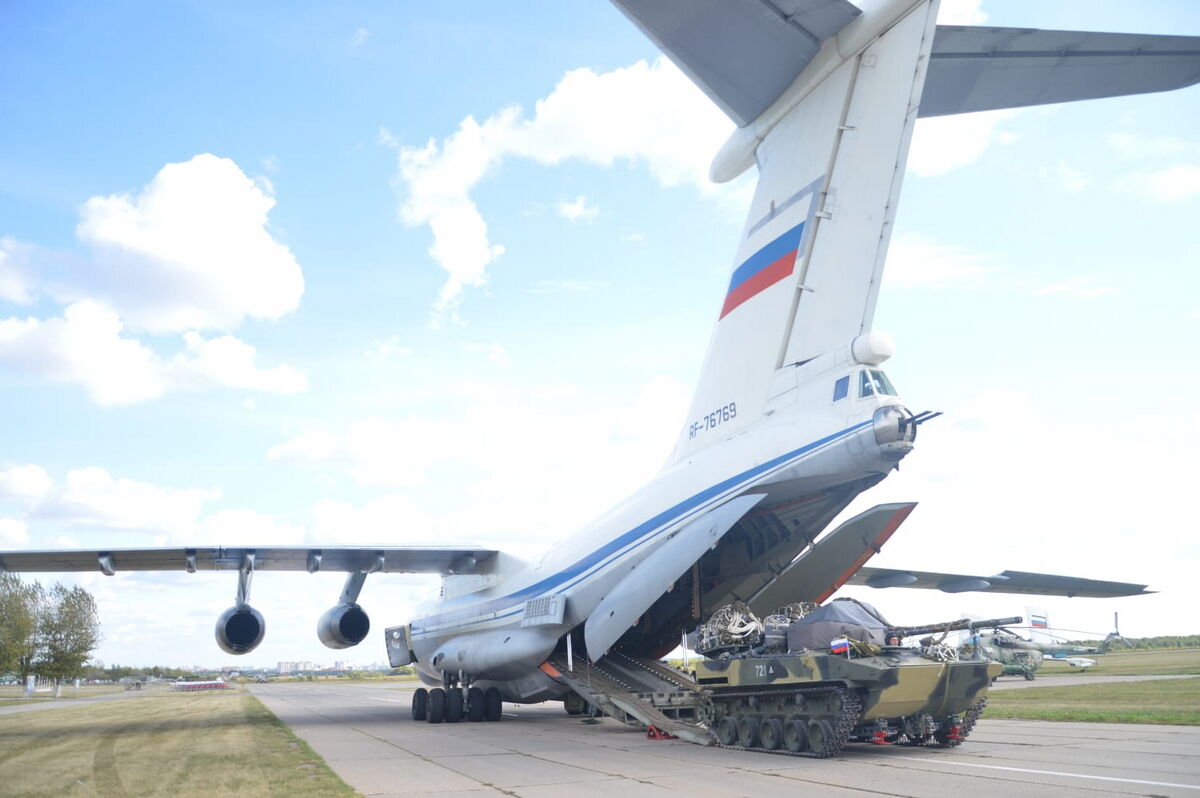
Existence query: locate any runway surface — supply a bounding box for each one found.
[248,682,1200,797]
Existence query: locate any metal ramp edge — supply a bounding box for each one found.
[543,655,713,746]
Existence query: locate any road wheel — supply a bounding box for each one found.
[715,715,739,746]
[1024,670,1036,681]
[483,686,503,721]
[411,688,428,721]
[427,688,445,724]
[467,687,485,722]
[783,719,808,753]
[737,716,761,748]
[446,688,464,722]
[807,719,833,756]
[759,718,784,751]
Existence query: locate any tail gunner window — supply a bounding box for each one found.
[859,369,897,398]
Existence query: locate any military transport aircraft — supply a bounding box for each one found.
[1,1,1196,725]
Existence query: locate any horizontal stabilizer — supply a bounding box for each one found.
[610,0,861,125]
[848,567,1152,598]
[0,546,497,575]
[921,26,1200,117]
[746,502,916,615]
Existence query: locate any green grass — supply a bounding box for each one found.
[1036,648,1200,677]
[0,689,358,796]
[985,676,1200,725]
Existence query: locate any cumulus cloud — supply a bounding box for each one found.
[556,195,598,223]
[0,464,54,508]
[0,238,37,304]
[937,0,988,26]
[0,518,28,545]
[73,154,304,333]
[462,342,510,367]
[0,300,306,405]
[907,110,1018,177]
[882,232,1001,289]
[388,57,734,320]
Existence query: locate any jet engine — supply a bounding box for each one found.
[215,604,265,655]
[317,603,370,649]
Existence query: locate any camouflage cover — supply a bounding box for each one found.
[787,598,889,651]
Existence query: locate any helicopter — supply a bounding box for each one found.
[959,613,1127,680]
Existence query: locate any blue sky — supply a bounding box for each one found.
[1,1,1198,668]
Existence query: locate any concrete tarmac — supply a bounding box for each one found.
[248,682,1200,797]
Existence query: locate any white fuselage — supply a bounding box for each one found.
[407,341,913,699]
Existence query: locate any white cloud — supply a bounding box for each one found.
[312,494,436,546]
[527,280,607,295]
[51,466,220,534]
[388,57,733,319]
[1046,162,1090,193]
[882,232,1001,289]
[462,342,510,366]
[198,508,306,546]
[0,518,28,545]
[0,464,54,508]
[350,27,370,49]
[937,0,988,25]
[1118,165,1200,202]
[0,300,306,405]
[908,110,1018,177]
[74,153,304,333]
[0,238,36,304]
[1035,276,1118,300]
[556,195,598,223]
[368,336,414,359]
[1107,133,1195,160]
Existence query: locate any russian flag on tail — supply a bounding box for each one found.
[720,221,806,319]
[1031,614,1048,629]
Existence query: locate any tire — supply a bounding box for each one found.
[483,686,503,722]
[1024,670,1036,681]
[427,688,445,724]
[737,716,761,748]
[446,688,464,723]
[759,718,784,751]
[716,715,740,746]
[807,719,833,756]
[564,692,586,716]
[783,719,808,753]
[411,688,428,721]
[467,687,485,722]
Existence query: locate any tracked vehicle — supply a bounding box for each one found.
[546,600,1009,758]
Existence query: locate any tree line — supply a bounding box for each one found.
[0,573,101,688]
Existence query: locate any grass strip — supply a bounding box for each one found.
[984,676,1200,725]
[0,689,358,796]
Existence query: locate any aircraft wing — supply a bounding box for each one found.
[920,26,1200,117]
[846,567,1151,598]
[610,0,861,126]
[0,545,497,575]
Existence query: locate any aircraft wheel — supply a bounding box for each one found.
[483,687,503,721]
[759,718,784,751]
[715,715,739,746]
[427,688,445,724]
[467,687,485,722]
[782,719,808,753]
[564,691,586,716]
[411,687,428,721]
[737,716,761,748]
[445,688,464,722]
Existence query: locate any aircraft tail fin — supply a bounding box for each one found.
[665,0,940,463]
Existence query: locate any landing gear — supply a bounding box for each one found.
[427,688,446,724]
[467,687,485,722]
[564,692,586,716]
[412,688,428,721]
[446,688,464,723]
[483,686,502,722]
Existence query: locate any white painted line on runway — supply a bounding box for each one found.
[927,761,1200,791]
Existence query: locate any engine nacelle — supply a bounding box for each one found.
[215,605,265,655]
[317,603,370,649]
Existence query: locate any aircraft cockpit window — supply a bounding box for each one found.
[858,369,875,398]
[833,375,849,401]
[870,369,897,396]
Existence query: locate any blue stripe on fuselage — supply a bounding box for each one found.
[410,420,872,637]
